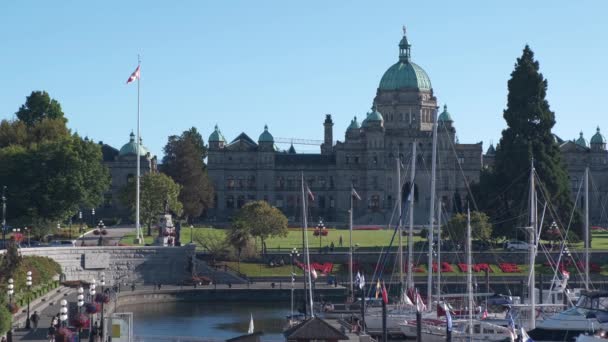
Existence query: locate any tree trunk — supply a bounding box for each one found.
[147,222,152,236]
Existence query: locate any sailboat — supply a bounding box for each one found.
[248,313,254,334]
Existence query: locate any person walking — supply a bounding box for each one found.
[91,321,99,342]
[339,235,343,247]
[47,324,56,342]
[30,310,40,332]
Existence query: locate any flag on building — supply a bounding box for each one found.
[351,187,361,201]
[375,279,381,299]
[359,273,365,290]
[306,185,314,201]
[310,268,318,280]
[562,269,570,279]
[126,65,140,84]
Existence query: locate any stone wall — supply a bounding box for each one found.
[18,245,196,285]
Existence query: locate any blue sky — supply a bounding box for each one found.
[1,1,606,157]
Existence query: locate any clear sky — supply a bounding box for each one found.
[1,1,606,157]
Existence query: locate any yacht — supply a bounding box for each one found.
[399,318,514,342]
[527,291,608,341]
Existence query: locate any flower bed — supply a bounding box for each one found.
[498,263,521,273]
[432,262,454,273]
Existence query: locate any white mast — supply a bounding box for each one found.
[135,55,142,243]
[427,108,438,307]
[301,173,314,317]
[466,206,473,336]
[585,166,590,290]
[349,184,354,300]
[397,155,404,293]
[529,160,536,330]
[435,200,442,303]
[407,141,417,290]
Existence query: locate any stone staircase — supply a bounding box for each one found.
[196,261,248,284]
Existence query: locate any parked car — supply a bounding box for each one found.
[49,240,76,247]
[504,240,530,251]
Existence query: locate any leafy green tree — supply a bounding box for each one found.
[227,220,253,270]
[475,46,581,239]
[162,128,214,222]
[441,211,492,245]
[0,241,21,281]
[234,200,288,253]
[16,91,66,127]
[120,172,183,236]
[0,303,10,336]
[194,229,229,263]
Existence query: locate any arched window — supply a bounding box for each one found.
[371,195,380,211]
[227,176,235,190]
[226,195,234,209]
[237,195,245,208]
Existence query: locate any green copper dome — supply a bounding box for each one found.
[575,131,588,147]
[591,126,606,144]
[209,124,226,142]
[438,104,453,122]
[119,132,149,157]
[379,30,432,91]
[258,124,274,142]
[362,107,384,127]
[347,116,360,130]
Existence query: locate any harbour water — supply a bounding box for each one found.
[119,301,291,341]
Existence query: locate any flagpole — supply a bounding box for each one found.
[349,185,354,301]
[302,173,314,318]
[136,55,142,243]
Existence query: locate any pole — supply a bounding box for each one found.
[349,188,354,301]
[585,167,590,290]
[2,186,6,247]
[427,108,438,307]
[382,296,387,342]
[416,307,422,342]
[360,285,366,334]
[397,155,404,296]
[301,183,308,319]
[466,206,473,337]
[407,141,417,290]
[302,173,314,318]
[529,159,536,330]
[436,200,442,303]
[136,56,142,243]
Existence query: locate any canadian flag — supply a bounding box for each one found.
[126,65,140,84]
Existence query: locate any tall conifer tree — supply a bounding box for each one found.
[479,46,581,239]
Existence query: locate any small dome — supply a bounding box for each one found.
[347,116,360,130]
[575,131,588,147]
[209,124,226,142]
[119,132,149,157]
[258,124,274,143]
[378,29,432,91]
[362,107,384,127]
[438,104,453,122]
[591,126,606,144]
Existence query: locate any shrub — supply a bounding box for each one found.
[0,304,10,335]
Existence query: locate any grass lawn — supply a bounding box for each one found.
[119,231,155,245]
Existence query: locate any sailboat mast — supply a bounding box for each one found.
[585,166,590,290]
[529,160,536,330]
[407,141,417,290]
[436,200,442,304]
[427,108,438,307]
[397,155,404,291]
[301,173,315,318]
[466,206,473,336]
[349,186,354,300]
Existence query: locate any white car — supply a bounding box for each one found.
[505,240,530,251]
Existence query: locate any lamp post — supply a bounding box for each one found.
[25,271,32,329]
[24,227,30,247]
[79,211,83,234]
[91,208,95,230]
[317,219,325,252]
[7,278,14,342]
[97,221,105,246]
[100,274,106,339]
[89,279,96,342]
[2,186,6,247]
[78,287,84,341]
[60,299,68,327]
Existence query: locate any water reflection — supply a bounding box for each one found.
[119,301,290,341]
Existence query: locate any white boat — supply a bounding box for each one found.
[399,318,514,342]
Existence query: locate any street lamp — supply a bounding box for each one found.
[2,185,6,248]
[290,248,300,320]
[91,208,96,229]
[25,271,32,329]
[7,278,14,342]
[100,274,106,339]
[89,278,96,340]
[78,286,84,340]
[316,219,326,252]
[23,227,30,247]
[60,299,68,327]
[12,227,20,247]
[79,211,83,233]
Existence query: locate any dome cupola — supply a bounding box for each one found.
[209,124,226,143]
[119,131,149,157]
[378,27,432,91]
[258,124,274,143]
[591,126,606,144]
[347,116,360,130]
[362,107,384,127]
[438,104,453,122]
[575,131,588,148]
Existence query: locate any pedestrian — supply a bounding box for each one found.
[131,283,135,291]
[47,324,56,342]
[330,241,335,252]
[1,336,7,342]
[30,310,40,331]
[158,283,162,290]
[339,235,343,247]
[92,321,99,341]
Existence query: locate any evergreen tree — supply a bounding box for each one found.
[16,91,66,127]
[477,46,581,239]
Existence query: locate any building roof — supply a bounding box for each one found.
[287,144,296,154]
[283,317,349,340]
[100,143,119,162]
[486,143,496,155]
[258,125,274,143]
[591,126,606,144]
[209,124,226,143]
[378,29,432,91]
[347,116,360,130]
[438,104,453,122]
[119,132,149,157]
[362,107,384,127]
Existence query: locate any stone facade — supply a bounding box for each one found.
[19,245,196,285]
[96,132,158,221]
[207,31,483,225]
